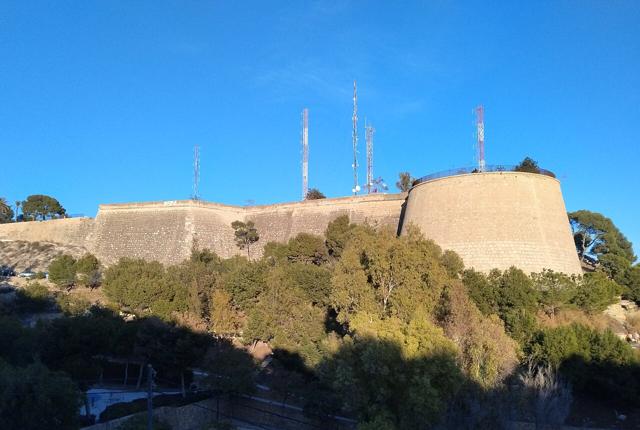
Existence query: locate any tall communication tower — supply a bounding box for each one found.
[352,81,360,195]
[193,145,200,200]
[365,121,375,194]
[475,105,485,172]
[301,108,309,200]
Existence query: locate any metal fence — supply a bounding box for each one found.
[413,165,556,186]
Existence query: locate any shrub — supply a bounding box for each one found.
[48,254,77,290]
[527,323,639,406]
[285,233,329,265]
[0,362,82,430]
[55,294,91,316]
[440,250,464,278]
[325,215,355,258]
[571,272,621,313]
[75,253,101,288]
[514,157,541,174]
[103,258,187,319]
[15,282,51,312]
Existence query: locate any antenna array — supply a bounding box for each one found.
[352,81,360,194]
[365,121,375,194]
[193,145,200,200]
[301,108,309,200]
[475,105,485,171]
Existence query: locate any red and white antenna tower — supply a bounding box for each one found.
[365,120,375,194]
[475,105,485,171]
[351,81,360,195]
[301,108,309,200]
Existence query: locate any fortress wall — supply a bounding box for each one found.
[88,201,236,265]
[88,195,406,265]
[401,172,582,275]
[190,204,245,259]
[245,194,406,257]
[0,217,94,248]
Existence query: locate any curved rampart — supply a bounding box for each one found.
[401,171,582,275]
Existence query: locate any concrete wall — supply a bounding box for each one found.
[401,171,582,275]
[0,217,94,247]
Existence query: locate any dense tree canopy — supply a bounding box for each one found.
[0,197,14,223]
[21,194,66,221]
[2,204,638,428]
[395,171,415,192]
[103,258,187,318]
[305,188,326,200]
[569,210,635,281]
[0,362,81,430]
[514,157,541,173]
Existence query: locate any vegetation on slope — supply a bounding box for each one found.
[1,211,639,429]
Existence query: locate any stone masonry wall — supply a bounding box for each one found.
[401,171,582,275]
[88,194,406,265]
[0,217,94,248]
[0,177,582,276]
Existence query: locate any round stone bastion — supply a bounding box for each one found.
[401,171,582,275]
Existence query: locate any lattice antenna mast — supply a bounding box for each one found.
[475,105,485,171]
[193,145,200,200]
[351,81,360,195]
[301,108,309,200]
[365,120,375,194]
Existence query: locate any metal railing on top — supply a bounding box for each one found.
[413,164,556,186]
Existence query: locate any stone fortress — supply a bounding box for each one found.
[0,170,583,275]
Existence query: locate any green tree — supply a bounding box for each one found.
[201,342,255,396]
[440,250,464,278]
[285,233,329,265]
[244,265,326,365]
[0,198,14,223]
[0,362,82,430]
[14,282,52,313]
[220,259,267,311]
[231,220,259,258]
[531,270,577,317]
[305,188,326,200]
[568,210,635,278]
[21,194,66,221]
[209,289,242,336]
[436,284,518,388]
[103,258,187,319]
[75,253,101,288]
[461,269,499,316]
[395,171,414,192]
[325,215,356,258]
[622,264,640,303]
[571,271,622,313]
[514,156,541,173]
[330,226,451,324]
[48,254,77,290]
[322,314,463,429]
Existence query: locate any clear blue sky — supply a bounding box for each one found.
[1,1,638,254]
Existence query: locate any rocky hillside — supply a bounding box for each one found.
[0,239,87,272]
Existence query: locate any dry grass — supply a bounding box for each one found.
[0,239,87,272]
[536,308,616,332]
[627,313,640,333]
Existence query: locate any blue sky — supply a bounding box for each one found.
[1,1,639,254]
